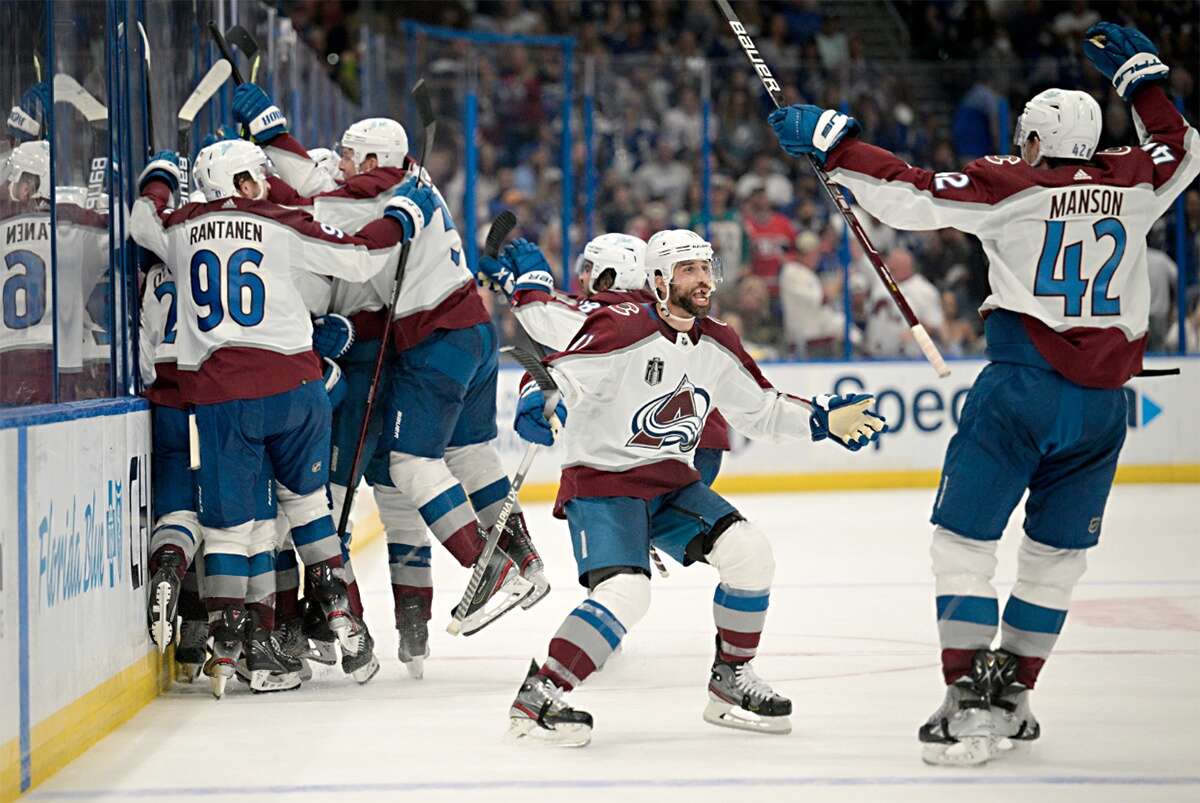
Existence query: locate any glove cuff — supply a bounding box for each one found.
[8,106,40,138]
[1114,52,1169,99]
[513,269,554,294]
[248,106,287,141]
[137,160,181,192]
[385,195,426,240]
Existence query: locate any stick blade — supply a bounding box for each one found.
[178,59,232,125]
[53,73,108,123]
[412,79,434,127]
[225,24,259,58]
[485,210,518,258]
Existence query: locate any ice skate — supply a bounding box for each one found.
[503,516,550,610]
[396,594,430,679]
[308,565,363,655]
[508,660,593,747]
[301,597,339,665]
[919,650,1001,766]
[339,616,381,684]
[275,617,316,680]
[147,551,183,651]
[204,607,248,699]
[174,618,208,684]
[990,649,1040,745]
[704,640,792,735]
[242,625,303,693]
[449,543,534,636]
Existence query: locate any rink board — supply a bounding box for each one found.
[492,356,1200,498]
[0,399,158,801]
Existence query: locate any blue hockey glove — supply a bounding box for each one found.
[383,176,439,242]
[8,82,50,140]
[1083,22,1169,100]
[514,385,566,447]
[506,239,555,294]
[199,124,241,150]
[475,252,518,298]
[137,150,182,193]
[767,104,860,165]
[232,84,288,142]
[809,393,887,452]
[323,358,347,411]
[312,313,355,359]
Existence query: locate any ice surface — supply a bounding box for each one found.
[32,486,1200,802]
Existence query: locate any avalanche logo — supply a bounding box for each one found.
[627,374,711,453]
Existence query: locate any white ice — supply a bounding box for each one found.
[32,486,1200,802]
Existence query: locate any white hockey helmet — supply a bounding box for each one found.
[7,140,50,201]
[308,146,341,182]
[193,139,269,200]
[1013,88,1102,164]
[340,118,408,169]
[645,229,717,304]
[582,233,647,294]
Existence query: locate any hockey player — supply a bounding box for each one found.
[768,22,1199,765]
[506,229,888,745]
[129,139,432,696]
[231,84,547,652]
[476,231,732,485]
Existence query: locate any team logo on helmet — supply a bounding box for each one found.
[627,374,710,452]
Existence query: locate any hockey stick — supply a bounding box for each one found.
[137,22,155,159]
[54,73,110,210]
[713,0,949,378]
[335,80,436,544]
[225,25,262,84]
[176,59,233,201]
[208,22,245,85]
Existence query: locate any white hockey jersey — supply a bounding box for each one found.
[129,181,403,403]
[824,84,1199,388]
[542,303,809,516]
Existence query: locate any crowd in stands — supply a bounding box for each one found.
[309,0,1200,359]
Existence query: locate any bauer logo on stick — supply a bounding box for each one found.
[728,21,781,94]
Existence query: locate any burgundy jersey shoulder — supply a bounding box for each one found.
[165,196,359,246]
[547,301,659,361]
[266,175,312,207]
[590,288,656,307]
[320,165,408,201]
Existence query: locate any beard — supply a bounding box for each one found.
[670,282,711,318]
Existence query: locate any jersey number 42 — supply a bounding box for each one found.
[1034,218,1126,318]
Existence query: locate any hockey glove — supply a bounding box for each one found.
[232,84,288,143]
[312,313,355,359]
[475,252,518,298]
[768,104,860,165]
[809,393,887,452]
[137,150,182,193]
[514,385,566,447]
[323,358,348,411]
[7,82,50,141]
[506,239,555,294]
[1084,23,1169,101]
[383,176,439,242]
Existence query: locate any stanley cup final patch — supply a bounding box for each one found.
[644,357,664,386]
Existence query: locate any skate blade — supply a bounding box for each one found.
[298,659,313,682]
[507,717,592,748]
[921,735,996,766]
[455,575,535,637]
[175,662,203,684]
[250,670,302,693]
[703,700,791,735]
[308,639,339,665]
[350,654,381,685]
[519,580,551,610]
[402,655,426,680]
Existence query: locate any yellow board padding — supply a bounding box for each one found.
[508,464,1200,503]
[0,737,18,803]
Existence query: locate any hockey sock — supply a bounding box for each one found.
[149,543,189,579]
[274,547,300,622]
[445,442,516,530]
[391,584,433,625]
[277,486,345,570]
[541,573,649,691]
[713,584,769,663]
[376,484,436,618]
[931,527,1000,684]
[148,510,201,576]
[203,551,250,622]
[347,579,364,619]
[998,536,1086,688]
[389,453,482,567]
[246,550,276,631]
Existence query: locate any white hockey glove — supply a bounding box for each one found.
[809,393,887,451]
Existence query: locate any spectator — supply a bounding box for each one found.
[689,174,747,286]
[661,87,714,156]
[779,232,845,357]
[728,275,784,359]
[952,76,1005,160]
[632,137,691,209]
[940,290,981,357]
[736,152,793,210]
[864,247,945,358]
[741,184,798,294]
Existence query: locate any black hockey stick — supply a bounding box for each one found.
[225,25,262,84]
[208,21,245,85]
[136,22,155,158]
[713,0,949,378]
[335,80,436,544]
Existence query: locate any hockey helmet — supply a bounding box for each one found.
[193,139,269,200]
[7,140,50,201]
[582,232,647,294]
[1013,88,1102,164]
[645,229,718,305]
[340,118,408,170]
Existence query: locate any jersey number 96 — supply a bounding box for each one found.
[190,247,266,332]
